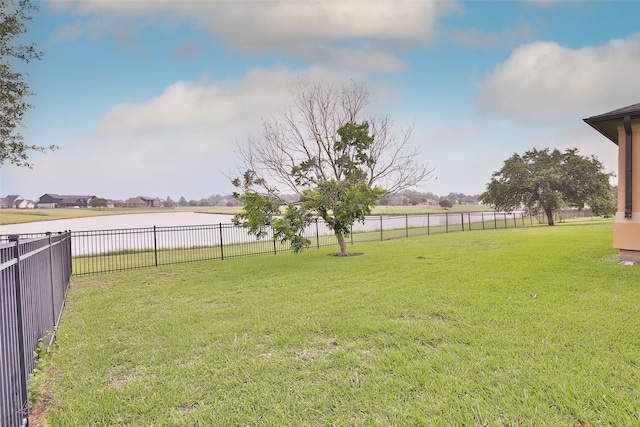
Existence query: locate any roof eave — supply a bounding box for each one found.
[584,103,640,145]
[583,117,619,145]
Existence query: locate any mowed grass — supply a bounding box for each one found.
[42,221,639,426]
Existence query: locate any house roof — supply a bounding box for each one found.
[1,195,26,207]
[125,197,146,204]
[583,102,640,144]
[38,194,94,204]
[126,196,160,203]
[2,195,22,205]
[60,196,91,204]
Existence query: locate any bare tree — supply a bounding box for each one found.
[233,78,433,255]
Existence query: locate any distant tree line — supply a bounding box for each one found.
[160,190,479,209]
[161,194,245,208]
[378,190,480,207]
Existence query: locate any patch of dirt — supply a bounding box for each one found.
[179,404,199,414]
[301,350,323,361]
[108,375,133,388]
[29,392,52,427]
[29,366,60,426]
[329,252,363,257]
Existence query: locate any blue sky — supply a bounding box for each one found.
[3,0,640,202]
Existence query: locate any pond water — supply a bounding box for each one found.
[0,211,523,237]
[0,212,235,236]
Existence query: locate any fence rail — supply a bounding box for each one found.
[0,232,72,427]
[0,211,527,276]
[68,211,533,275]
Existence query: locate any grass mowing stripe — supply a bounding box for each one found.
[42,221,639,426]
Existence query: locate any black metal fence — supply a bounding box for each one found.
[0,232,72,427]
[0,212,528,276]
[0,210,603,278]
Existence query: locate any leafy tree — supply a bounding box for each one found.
[438,199,453,209]
[208,194,222,206]
[232,79,433,255]
[89,197,108,208]
[1,0,56,167]
[479,148,615,225]
[178,196,187,207]
[408,195,421,205]
[447,192,459,205]
[163,196,176,207]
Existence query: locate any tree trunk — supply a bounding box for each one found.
[336,232,349,256]
[545,209,555,226]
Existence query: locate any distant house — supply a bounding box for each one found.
[124,196,161,208]
[36,194,94,208]
[1,195,35,209]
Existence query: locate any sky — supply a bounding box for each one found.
[2,0,640,202]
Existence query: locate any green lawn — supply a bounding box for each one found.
[40,221,639,426]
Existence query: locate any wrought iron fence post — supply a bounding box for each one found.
[315,218,320,249]
[219,223,224,260]
[482,212,485,230]
[504,213,508,228]
[273,227,277,255]
[427,213,430,235]
[446,213,449,233]
[153,226,158,267]
[461,212,465,232]
[9,235,29,427]
[405,214,409,238]
[468,213,472,231]
[380,216,383,241]
[48,232,56,326]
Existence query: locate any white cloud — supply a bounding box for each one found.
[3,67,397,200]
[477,35,640,121]
[54,19,84,42]
[48,1,449,72]
[445,23,538,49]
[195,2,439,48]
[52,1,441,42]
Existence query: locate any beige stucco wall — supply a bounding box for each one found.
[614,118,640,260]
